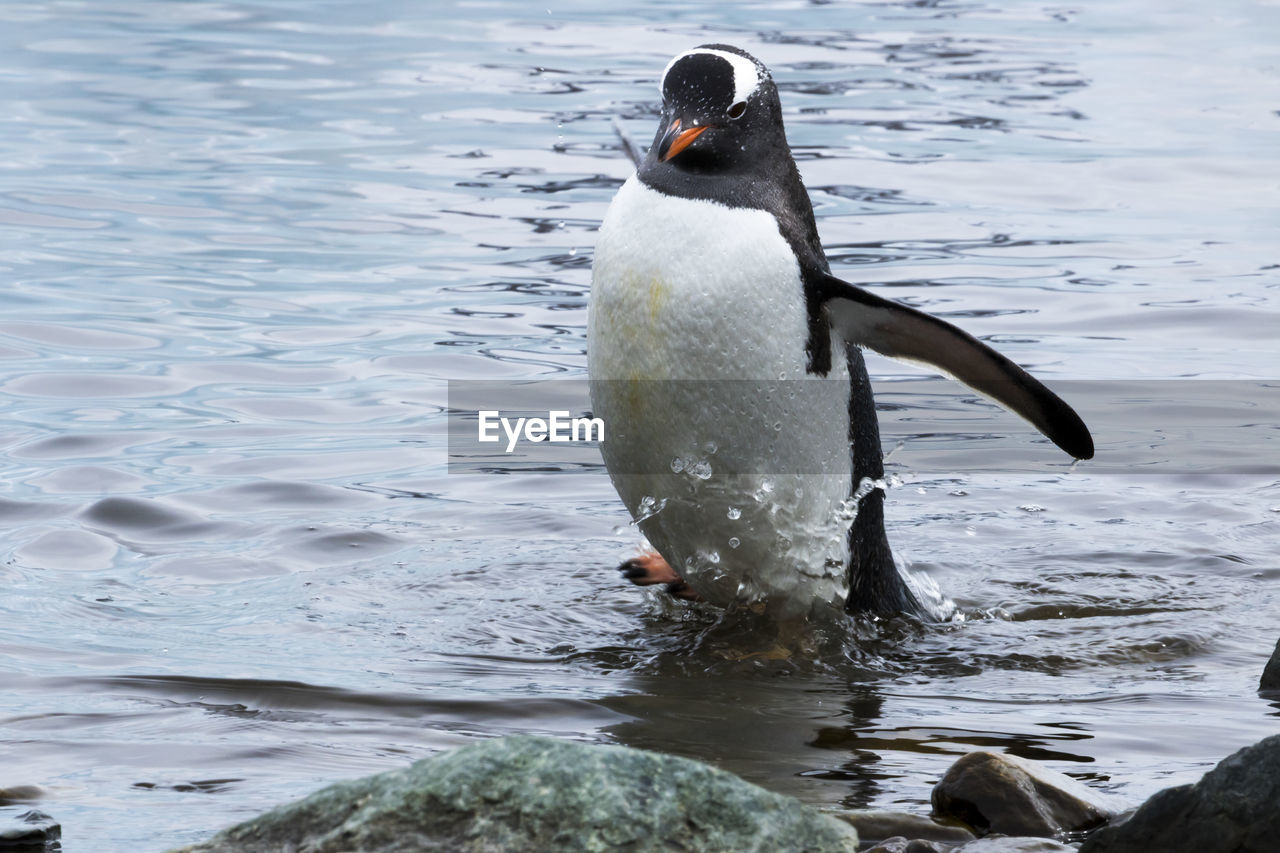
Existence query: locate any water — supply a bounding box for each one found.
[1,0,1277,848]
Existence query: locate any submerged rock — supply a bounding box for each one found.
[0,788,44,808]
[1079,733,1280,853]
[955,838,1077,852]
[864,838,950,853]
[842,809,975,845]
[1259,637,1280,692]
[167,735,859,853]
[865,833,1077,852]
[932,751,1116,837]
[0,809,61,848]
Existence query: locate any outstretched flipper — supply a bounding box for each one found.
[814,273,1094,460]
[619,552,700,601]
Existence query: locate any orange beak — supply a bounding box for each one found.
[659,119,709,161]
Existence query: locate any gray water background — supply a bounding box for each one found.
[1,0,1278,849]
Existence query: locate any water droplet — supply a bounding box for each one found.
[569,247,578,256]
[950,489,968,497]
[727,507,741,520]
[634,495,667,523]
[851,476,885,503]
[728,537,741,549]
[1018,504,1046,513]
[670,456,685,473]
[835,498,859,521]
[689,460,712,480]
[707,550,720,564]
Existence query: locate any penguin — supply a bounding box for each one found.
[587,45,1093,622]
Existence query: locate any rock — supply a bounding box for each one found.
[0,787,44,807]
[842,809,976,845]
[0,809,61,847]
[863,838,950,853]
[869,839,952,853]
[956,838,1077,852]
[167,735,859,853]
[932,751,1116,837]
[865,834,1077,853]
[1260,637,1280,692]
[1078,733,1280,853]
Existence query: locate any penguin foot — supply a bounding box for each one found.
[619,553,700,601]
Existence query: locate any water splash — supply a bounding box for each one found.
[634,495,668,524]
[835,475,893,523]
[671,455,713,480]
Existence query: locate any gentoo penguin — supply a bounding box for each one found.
[587,45,1092,622]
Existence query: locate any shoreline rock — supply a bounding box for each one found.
[166,735,859,853]
[1259,637,1280,693]
[841,809,976,845]
[931,750,1118,837]
[162,732,1280,853]
[0,809,61,849]
[1078,734,1280,853]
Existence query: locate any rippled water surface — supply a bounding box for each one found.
[2,1,1278,849]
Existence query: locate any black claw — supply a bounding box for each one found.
[619,559,647,579]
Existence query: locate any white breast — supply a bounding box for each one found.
[588,177,856,622]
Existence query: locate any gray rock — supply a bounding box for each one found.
[955,837,1076,852]
[841,809,975,844]
[1079,733,1280,853]
[1260,637,1280,692]
[167,735,859,853]
[865,833,1075,853]
[0,809,61,845]
[0,787,44,807]
[864,838,950,853]
[932,751,1116,837]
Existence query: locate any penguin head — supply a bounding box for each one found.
[650,45,787,172]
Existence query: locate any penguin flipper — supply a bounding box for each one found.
[815,273,1094,460]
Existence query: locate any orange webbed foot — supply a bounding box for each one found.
[619,552,700,601]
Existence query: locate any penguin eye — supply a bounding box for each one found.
[727,101,747,120]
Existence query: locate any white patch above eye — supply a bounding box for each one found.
[661,48,763,107]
